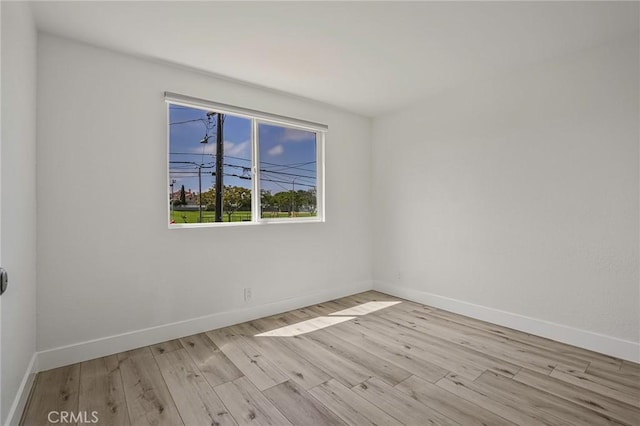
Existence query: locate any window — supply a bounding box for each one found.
[166,93,325,227]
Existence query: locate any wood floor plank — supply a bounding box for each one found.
[302,328,412,386]
[324,320,449,383]
[119,352,184,426]
[78,355,129,426]
[250,317,373,388]
[361,317,521,378]
[301,301,348,316]
[374,310,557,374]
[352,377,460,425]
[337,292,425,314]
[155,348,237,426]
[397,310,591,371]
[263,380,347,426]
[20,365,80,426]
[586,364,640,391]
[207,327,288,391]
[232,322,332,390]
[285,308,313,321]
[117,347,152,361]
[150,339,183,356]
[375,314,524,378]
[550,364,640,408]
[424,307,623,371]
[327,297,403,317]
[395,374,515,426]
[355,315,503,380]
[272,334,371,388]
[513,368,640,426]
[294,306,320,318]
[476,370,626,426]
[179,333,243,387]
[254,314,355,337]
[621,361,640,376]
[214,377,292,426]
[308,379,403,426]
[262,308,320,325]
[582,358,625,372]
[436,374,567,426]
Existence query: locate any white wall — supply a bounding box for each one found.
[36,35,372,363]
[1,2,38,424]
[372,35,639,360]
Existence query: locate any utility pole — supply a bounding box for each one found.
[214,113,224,222]
[290,178,297,217]
[169,162,213,222]
[170,179,176,221]
[198,165,203,223]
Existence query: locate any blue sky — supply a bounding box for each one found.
[169,104,317,196]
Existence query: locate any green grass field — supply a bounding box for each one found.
[170,210,316,223]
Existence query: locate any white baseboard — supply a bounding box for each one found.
[4,353,38,426]
[37,281,373,372]
[373,281,640,363]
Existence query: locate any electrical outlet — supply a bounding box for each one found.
[244,287,252,302]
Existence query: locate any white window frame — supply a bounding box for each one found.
[165,92,326,228]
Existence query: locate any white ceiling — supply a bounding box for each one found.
[30,1,639,117]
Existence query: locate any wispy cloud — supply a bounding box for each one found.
[225,140,250,157]
[186,140,250,158]
[283,128,314,143]
[267,144,284,156]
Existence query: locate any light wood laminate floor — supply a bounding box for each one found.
[21,291,640,425]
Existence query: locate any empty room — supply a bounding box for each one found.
[1,1,638,425]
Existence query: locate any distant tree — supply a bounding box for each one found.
[179,185,186,205]
[200,188,215,206]
[307,187,317,213]
[260,190,275,217]
[223,186,251,221]
[272,191,292,213]
[295,189,316,213]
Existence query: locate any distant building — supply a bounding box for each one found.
[170,189,199,205]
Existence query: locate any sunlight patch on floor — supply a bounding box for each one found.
[254,300,403,337]
[328,301,401,316]
[255,316,356,337]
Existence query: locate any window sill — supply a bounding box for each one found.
[168,217,324,229]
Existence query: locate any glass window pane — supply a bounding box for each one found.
[169,104,252,224]
[258,123,317,219]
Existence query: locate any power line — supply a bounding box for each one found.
[220,154,317,171]
[260,160,316,173]
[171,172,314,187]
[169,173,315,189]
[169,118,209,126]
[259,169,316,180]
[169,152,316,172]
[260,169,316,182]
[170,160,314,181]
[254,176,316,188]
[265,179,291,192]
